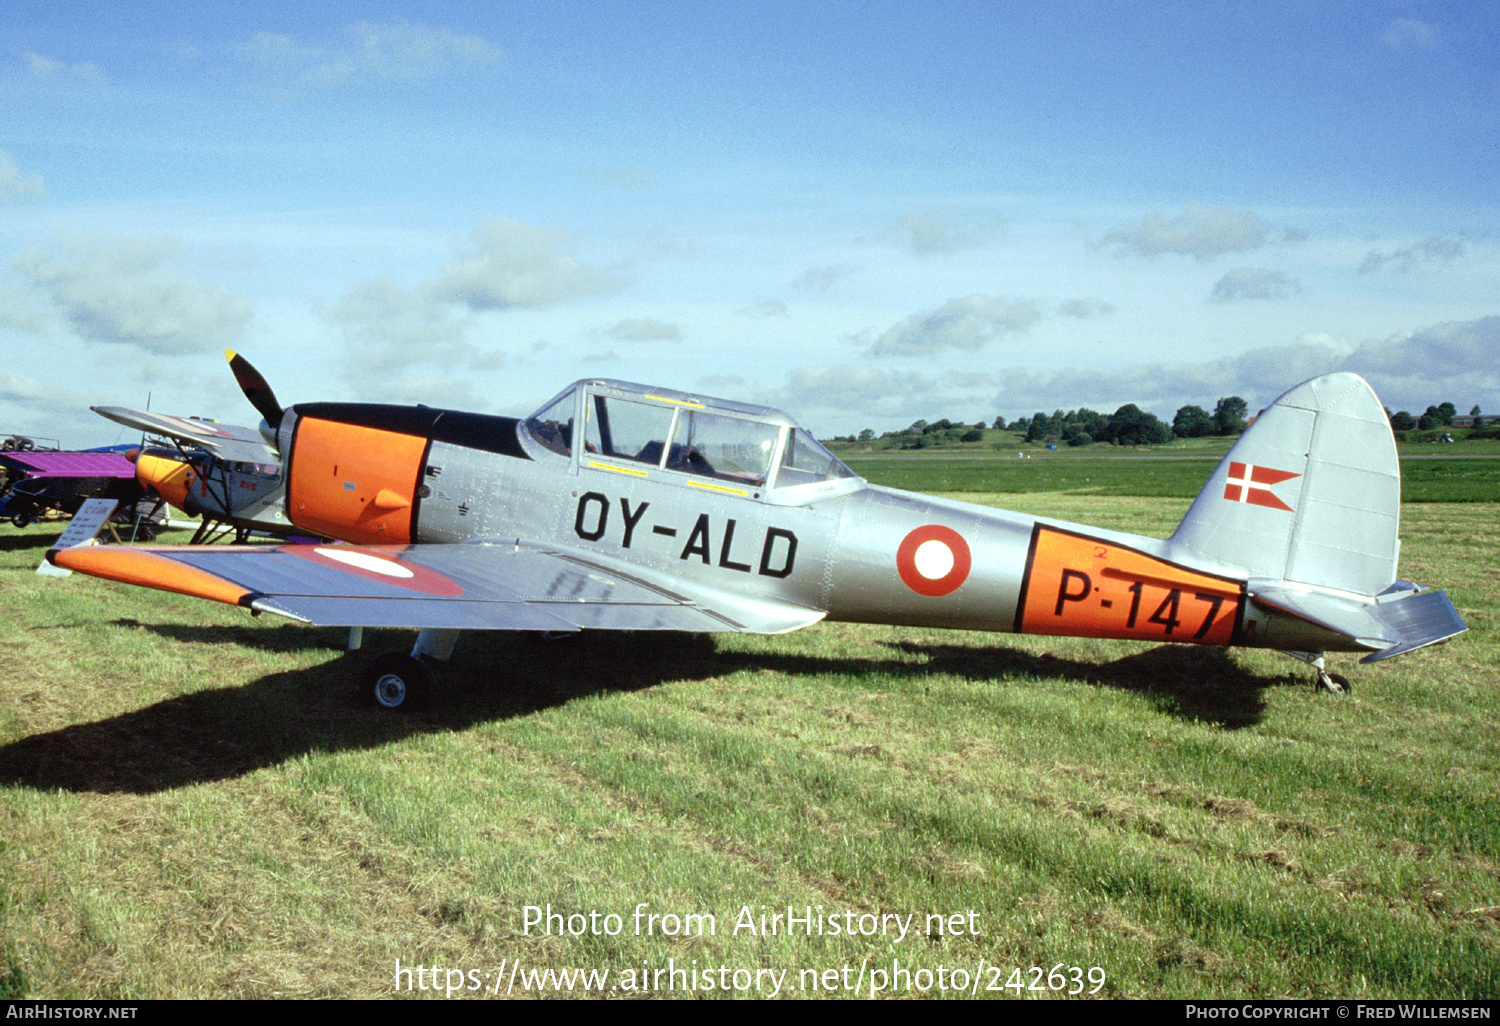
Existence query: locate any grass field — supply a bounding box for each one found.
[841,449,1500,503]
[0,478,1495,999]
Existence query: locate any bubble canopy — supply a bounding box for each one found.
[524,379,860,499]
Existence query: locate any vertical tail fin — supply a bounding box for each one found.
[1168,373,1400,597]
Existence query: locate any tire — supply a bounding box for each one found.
[361,652,432,712]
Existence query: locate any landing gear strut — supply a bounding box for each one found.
[1283,651,1350,694]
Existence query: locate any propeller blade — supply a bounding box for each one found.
[226,349,284,430]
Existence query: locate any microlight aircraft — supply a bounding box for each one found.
[0,442,148,531]
[49,352,1466,709]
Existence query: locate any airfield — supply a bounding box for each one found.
[0,441,1494,999]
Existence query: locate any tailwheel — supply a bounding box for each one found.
[1317,671,1350,695]
[361,652,433,712]
[1282,651,1351,696]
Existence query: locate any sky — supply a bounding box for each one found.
[2,1,1498,446]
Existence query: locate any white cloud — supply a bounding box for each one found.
[1357,237,1464,274]
[0,284,50,332]
[327,276,475,402]
[1102,203,1275,261]
[1056,298,1115,318]
[795,316,1500,436]
[1210,268,1303,303]
[889,207,1009,255]
[430,218,623,311]
[0,368,49,409]
[333,276,466,353]
[792,265,851,292]
[1226,335,1355,397]
[604,317,681,342]
[328,215,624,401]
[867,295,1040,356]
[980,319,1494,426]
[346,18,504,81]
[779,364,947,427]
[13,237,251,356]
[737,299,789,319]
[22,51,106,86]
[1348,316,1500,407]
[1382,18,1439,51]
[241,31,325,77]
[0,151,45,201]
[986,363,1232,419]
[694,373,749,393]
[240,18,502,91]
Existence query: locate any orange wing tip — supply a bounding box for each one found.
[49,547,252,607]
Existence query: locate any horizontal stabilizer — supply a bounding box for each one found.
[1249,584,1397,652]
[1359,587,1468,663]
[1248,581,1466,662]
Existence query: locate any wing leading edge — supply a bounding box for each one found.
[47,538,824,636]
[92,407,278,465]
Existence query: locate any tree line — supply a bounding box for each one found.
[838,397,1248,449]
[835,398,1483,449]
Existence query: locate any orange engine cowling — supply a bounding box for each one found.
[283,411,429,544]
[135,449,200,513]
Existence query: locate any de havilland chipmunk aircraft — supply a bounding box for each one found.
[48,351,1466,710]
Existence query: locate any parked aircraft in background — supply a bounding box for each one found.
[92,407,292,544]
[1,442,154,535]
[49,351,1466,709]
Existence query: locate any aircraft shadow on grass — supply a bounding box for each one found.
[0,532,63,554]
[0,623,1284,795]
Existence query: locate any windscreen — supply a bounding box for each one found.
[774,428,857,488]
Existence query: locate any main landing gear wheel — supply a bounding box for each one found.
[361,652,432,711]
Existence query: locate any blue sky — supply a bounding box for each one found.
[3,1,1497,445]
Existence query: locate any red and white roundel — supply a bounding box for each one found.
[279,544,465,597]
[896,524,972,597]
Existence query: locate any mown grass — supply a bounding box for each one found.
[843,451,1500,502]
[0,492,1494,1000]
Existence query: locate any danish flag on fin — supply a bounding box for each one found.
[1223,461,1301,512]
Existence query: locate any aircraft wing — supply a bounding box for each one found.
[46,538,824,635]
[0,450,137,479]
[92,407,278,465]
